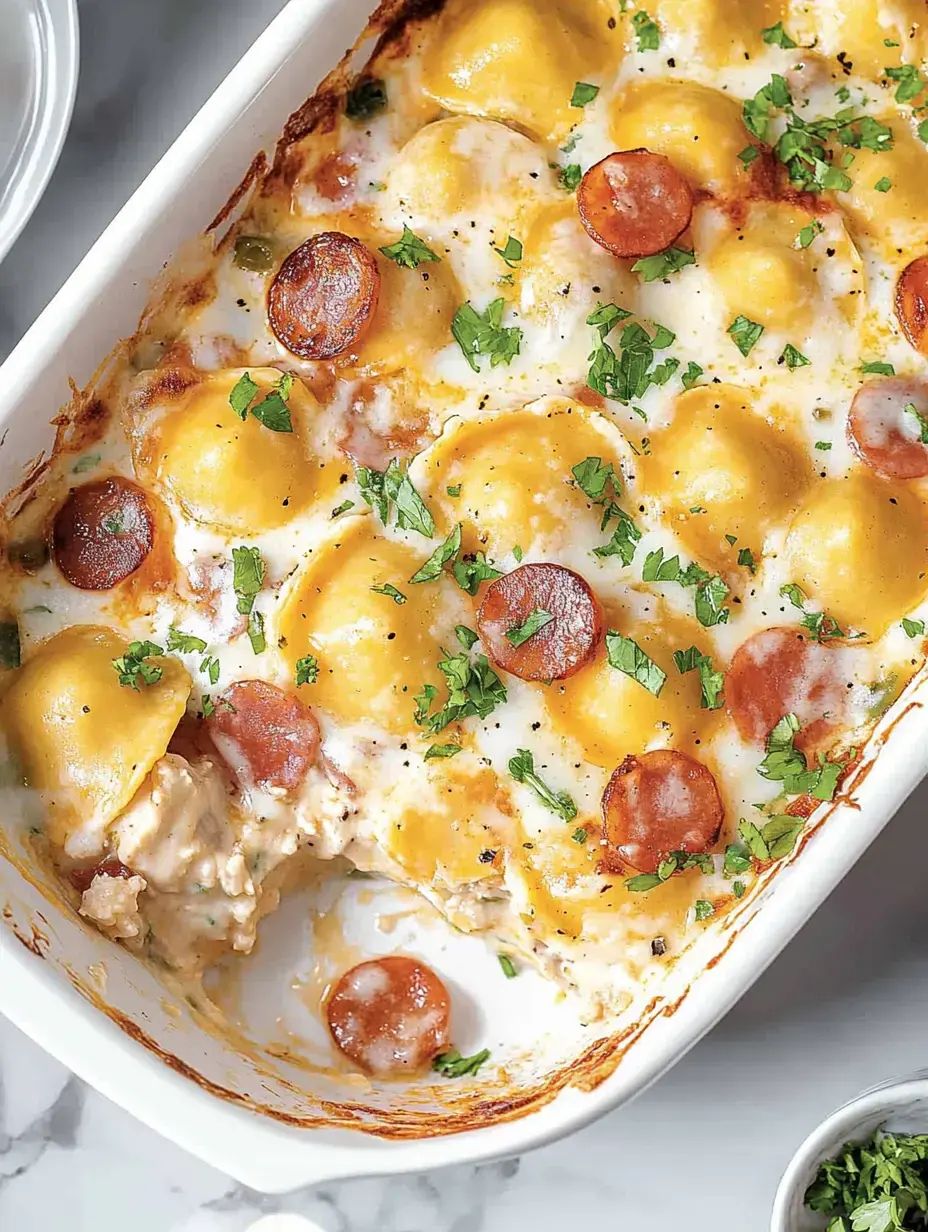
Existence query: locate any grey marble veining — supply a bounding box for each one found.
[4,1,928,1228]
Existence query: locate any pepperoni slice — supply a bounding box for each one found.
[207,680,320,792]
[602,750,724,874]
[895,256,928,355]
[726,628,849,753]
[475,563,604,682]
[326,956,451,1076]
[69,856,135,894]
[52,477,154,590]
[577,150,694,260]
[847,378,928,480]
[267,232,380,360]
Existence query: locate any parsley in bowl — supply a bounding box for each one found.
[771,1074,928,1231]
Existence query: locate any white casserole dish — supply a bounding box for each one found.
[1,0,928,1192]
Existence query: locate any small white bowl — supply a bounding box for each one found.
[771,1072,928,1231]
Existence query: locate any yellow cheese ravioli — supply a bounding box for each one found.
[2,627,190,847]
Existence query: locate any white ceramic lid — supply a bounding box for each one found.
[0,0,78,263]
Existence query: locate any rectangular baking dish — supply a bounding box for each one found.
[1,0,927,1193]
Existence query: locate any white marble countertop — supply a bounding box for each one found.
[4,2,928,1228]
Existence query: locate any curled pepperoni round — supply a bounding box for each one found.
[69,856,135,894]
[895,256,928,355]
[267,232,380,360]
[726,627,848,753]
[578,150,694,260]
[326,956,451,1077]
[476,563,604,682]
[52,477,154,590]
[848,378,928,479]
[602,750,724,874]
[207,680,320,792]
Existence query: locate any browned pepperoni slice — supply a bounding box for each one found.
[69,856,136,894]
[847,378,928,480]
[476,563,604,682]
[896,256,928,355]
[578,150,694,260]
[52,477,154,590]
[267,232,380,360]
[207,680,320,792]
[726,628,848,753]
[326,956,452,1076]
[602,750,724,874]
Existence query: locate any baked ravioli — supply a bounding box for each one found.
[3,0,928,1076]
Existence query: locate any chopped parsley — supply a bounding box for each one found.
[71,452,101,474]
[424,743,463,760]
[570,81,599,107]
[673,645,724,710]
[795,220,824,248]
[379,226,440,270]
[0,622,21,669]
[903,617,925,638]
[631,9,660,51]
[738,145,761,168]
[455,625,478,650]
[814,441,832,451]
[233,235,274,273]
[451,298,522,372]
[781,343,811,370]
[231,545,266,655]
[409,523,463,585]
[452,552,503,596]
[737,546,757,572]
[414,648,507,733]
[727,315,764,357]
[559,163,582,192]
[605,631,666,696]
[738,814,804,862]
[723,842,752,878]
[101,512,126,535]
[229,370,293,433]
[875,175,893,192]
[345,77,387,121]
[331,499,355,517]
[630,246,695,283]
[572,454,642,566]
[572,827,588,845]
[758,713,850,802]
[493,235,523,267]
[371,582,407,605]
[761,21,797,48]
[885,63,927,104]
[586,306,680,405]
[508,748,577,821]
[296,655,319,687]
[112,640,164,690]
[356,459,435,538]
[681,361,704,390]
[165,628,207,655]
[446,484,461,498]
[505,608,554,648]
[200,655,220,686]
[498,953,518,978]
[780,581,847,641]
[805,1128,928,1231]
[625,850,713,893]
[694,899,715,921]
[433,1048,491,1078]
[862,360,895,375]
[904,401,928,443]
[641,548,730,628]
